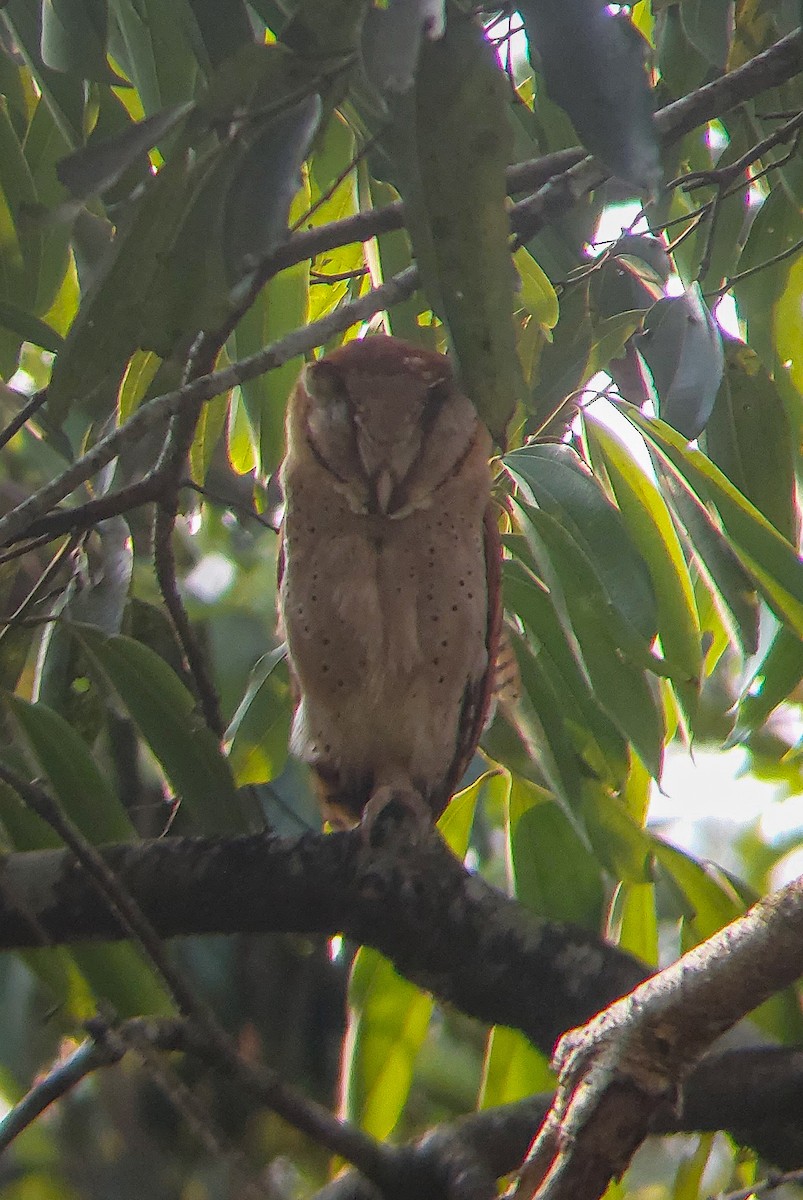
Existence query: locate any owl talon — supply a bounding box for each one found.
[361,786,431,847]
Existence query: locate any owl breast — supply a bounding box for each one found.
[279,417,496,828]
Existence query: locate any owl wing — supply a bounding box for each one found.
[436,502,502,816]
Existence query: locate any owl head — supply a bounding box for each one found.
[288,336,484,518]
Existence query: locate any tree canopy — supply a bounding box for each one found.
[0,3,801,1199]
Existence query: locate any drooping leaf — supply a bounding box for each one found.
[224,647,292,788]
[222,96,321,288]
[2,1,85,146]
[504,557,629,787]
[608,881,659,966]
[680,0,734,68]
[41,0,121,84]
[57,102,193,201]
[705,337,797,543]
[622,407,803,638]
[406,6,523,442]
[512,501,665,778]
[636,285,724,438]
[342,770,483,1138]
[512,799,605,928]
[108,0,201,116]
[479,1025,554,1109]
[7,696,134,843]
[583,413,702,726]
[505,443,658,642]
[730,625,803,742]
[73,625,247,834]
[529,279,593,434]
[518,0,660,193]
[657,466,760,659]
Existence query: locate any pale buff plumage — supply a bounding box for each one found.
[278,336,500,829]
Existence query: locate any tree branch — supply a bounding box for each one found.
[0,825,646,1054]
[514,878,803,1200]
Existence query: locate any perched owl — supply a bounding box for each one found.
[278,336,501,831]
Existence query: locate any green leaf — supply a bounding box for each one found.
[504,558,628,788]
[512,502,665,777]
[621,407,803,638]
[41,0,118,83]
[608,881,658,966]
[656,466,760,659]
[730,625,803,742]
[637,285,724,439]
[705,338,797,542]
[73,625,247,834]
[680,0,733,67]
[108,0,201,116]
[2,2,86,146]
[508,630,585,812]
[224,648,291,788]
[343,947,433,1138]
[0,302,63,353]
[652,838,741,941]
[7,696,134,843]
[0,96,40,309]
[505,442,657,641]
[518,0,660,192]
[342,768,485,1136]
[57,102,193,201]
[512,800,604,928]
[229,259,310,477]
[529,280,592,434]
[47,148,197,421]
[583,414,702,726]
[580,780,653,884]
[408,7,522,442]
[479,1026,554,1109]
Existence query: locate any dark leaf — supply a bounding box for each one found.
[222,95,321,286]
[41,0,124,84]
[637,285,724,438]
[57,102,193,200]
[518,0,660,192]
[705,338,797,542]
[505,442,658,642]
[406,6,523,442]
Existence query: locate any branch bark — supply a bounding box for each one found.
[514,878,803,1200]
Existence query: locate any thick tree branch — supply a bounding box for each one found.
[0,826,645,1054]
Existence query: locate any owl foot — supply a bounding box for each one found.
[360,785,432,848]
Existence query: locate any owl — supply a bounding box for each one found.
[278,336,501,832]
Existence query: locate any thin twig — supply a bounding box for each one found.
[712,1167,803,1200]
[152,394,224,736]
[0,1037,119,1153]
[0,533,77,640]
[0,389,48,452]
[710,233,803,297]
